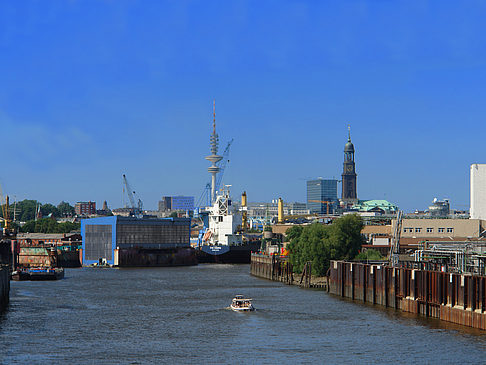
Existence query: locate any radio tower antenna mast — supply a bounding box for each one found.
[205,100,222,204]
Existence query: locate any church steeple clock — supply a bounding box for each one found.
[342,126,357,202]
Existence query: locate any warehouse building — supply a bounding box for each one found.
[81,216,196,266]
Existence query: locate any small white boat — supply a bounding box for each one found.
[230,295,255,312]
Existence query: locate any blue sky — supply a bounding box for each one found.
[1,0,485,212]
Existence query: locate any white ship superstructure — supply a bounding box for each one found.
[204,186,242,246]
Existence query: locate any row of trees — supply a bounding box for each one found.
[20,218,80,234]
[286,214,367,276]
[0,200,76,222]
[0,200,80,233]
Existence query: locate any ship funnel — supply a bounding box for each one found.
[241,191,248,232]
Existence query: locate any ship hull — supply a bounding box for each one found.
[196,242,261,264]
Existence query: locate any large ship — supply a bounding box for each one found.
[195,101,260,263]
[196,186,260,264]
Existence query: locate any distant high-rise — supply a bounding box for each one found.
[306,179,338,214]
[342,127,357,203]
[471,164,486,219]
[158,196,195,212]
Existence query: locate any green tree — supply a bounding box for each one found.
[287,214,366,276]
[285,225,303,242]
[16,200,40,222]
[20,218,80,233]
[57,201,75,217]
[41,203,59,218]
[354,249,384,261]
[20,220,36,233]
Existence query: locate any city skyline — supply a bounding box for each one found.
[1,1,485,212]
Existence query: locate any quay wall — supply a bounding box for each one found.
[329,260,486,330]
[0,265,9,312]
[250,253,294,284]
[250,253,327,289]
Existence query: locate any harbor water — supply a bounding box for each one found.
[1,265,486,364]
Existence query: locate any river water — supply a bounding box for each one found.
[0,264,485,364]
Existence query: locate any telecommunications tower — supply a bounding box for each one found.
[205,100,222,204]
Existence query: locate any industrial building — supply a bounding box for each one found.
[306,179,338,214]
[360,217,486,257]
[471,164,486,220]
[81,216,196,266]
[16,233,81,247]
[247,201,309,218]
[396,218,483,242]
[428,198,450,217]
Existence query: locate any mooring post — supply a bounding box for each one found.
[384,267,388,308]
[341,262,345,297]
[350,263,354,300]
[481,277,485,313]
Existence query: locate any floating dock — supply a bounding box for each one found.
[81,216,197,267]
[328,260,486,330]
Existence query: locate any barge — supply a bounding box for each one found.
[11,267,64,281]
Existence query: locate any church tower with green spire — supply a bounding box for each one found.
[341,126,357,202]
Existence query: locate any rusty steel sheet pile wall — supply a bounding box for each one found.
[0,265,9,312]
[328,260,486,330]
[250,253,293,284]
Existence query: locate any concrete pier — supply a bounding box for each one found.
[328,260,486,330]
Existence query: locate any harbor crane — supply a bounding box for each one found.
[215,138,234,195]
[308,200,333,215]
[0,193,10,231]
[122,174,143,216]
[0,183,17,233]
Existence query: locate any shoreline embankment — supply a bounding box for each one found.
[328,260,486,330]
[250,254,486,330]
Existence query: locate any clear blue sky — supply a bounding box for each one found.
[1,0,485,212]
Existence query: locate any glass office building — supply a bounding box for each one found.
[306,179,338,214]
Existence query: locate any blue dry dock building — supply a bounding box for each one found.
[81,216,196,267]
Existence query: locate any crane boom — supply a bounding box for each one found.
[123,174,143,215]
[308,200,333,215]
[215,138,234,194]
[197,139,234,208]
